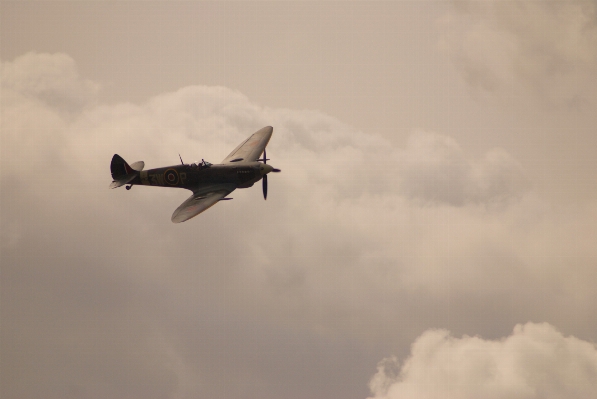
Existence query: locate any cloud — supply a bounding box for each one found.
[397,131,528,206]
[440,0,597,107]
[2,52,597,399]
[1,52,100,111]
[369,322,597,399]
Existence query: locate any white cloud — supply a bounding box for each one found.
[369,322,597,399]
[397,131,528,206]
[440,0,597,107]
[2,52,597,399]
[1,52,100,111]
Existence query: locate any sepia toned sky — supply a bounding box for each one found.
[2,1,597,399]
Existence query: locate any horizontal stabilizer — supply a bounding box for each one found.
[130,161,144,172]
[109,174,137,189]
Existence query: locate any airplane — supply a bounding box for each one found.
[109,126,280,223]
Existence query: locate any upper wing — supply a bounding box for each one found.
[171,184,236,223]
[221,126,273,164]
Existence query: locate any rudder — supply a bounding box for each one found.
[111,154,134,179]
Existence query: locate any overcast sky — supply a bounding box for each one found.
[2,1,597,399]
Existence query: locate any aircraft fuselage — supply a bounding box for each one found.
[129,161,266,190]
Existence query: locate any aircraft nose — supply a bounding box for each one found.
[260,164,274,175]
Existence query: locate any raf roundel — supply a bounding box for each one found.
[164,168,179,186]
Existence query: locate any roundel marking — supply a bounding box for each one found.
[164,168,179,186]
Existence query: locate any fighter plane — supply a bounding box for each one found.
[109,126,280,223]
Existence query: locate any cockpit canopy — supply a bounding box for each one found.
[191,159,212,168]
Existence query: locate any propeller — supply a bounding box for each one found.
[261,148,280,200]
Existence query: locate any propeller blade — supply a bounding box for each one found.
[262,174,268,200]
[263,149,267,164]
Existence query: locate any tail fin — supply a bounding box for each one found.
[111,154,133,179]
[110,154,144,189]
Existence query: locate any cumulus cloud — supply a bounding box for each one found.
[397,131,528,206]
[369,322,597,399]
[1,52,100,111]
[2,52,597,399]
[440,0,597,106]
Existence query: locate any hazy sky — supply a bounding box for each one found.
[2,2,597,399]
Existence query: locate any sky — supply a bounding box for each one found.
[1,1,597,399]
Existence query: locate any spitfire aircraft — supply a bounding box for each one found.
[109,126,280,223]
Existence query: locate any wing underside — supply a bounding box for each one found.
[171,184,236,223]
[221,126,273,164]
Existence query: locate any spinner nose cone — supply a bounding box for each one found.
[260,164,274,175]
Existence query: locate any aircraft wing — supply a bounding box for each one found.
[171,184,236,223]
[221,126,273,164]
